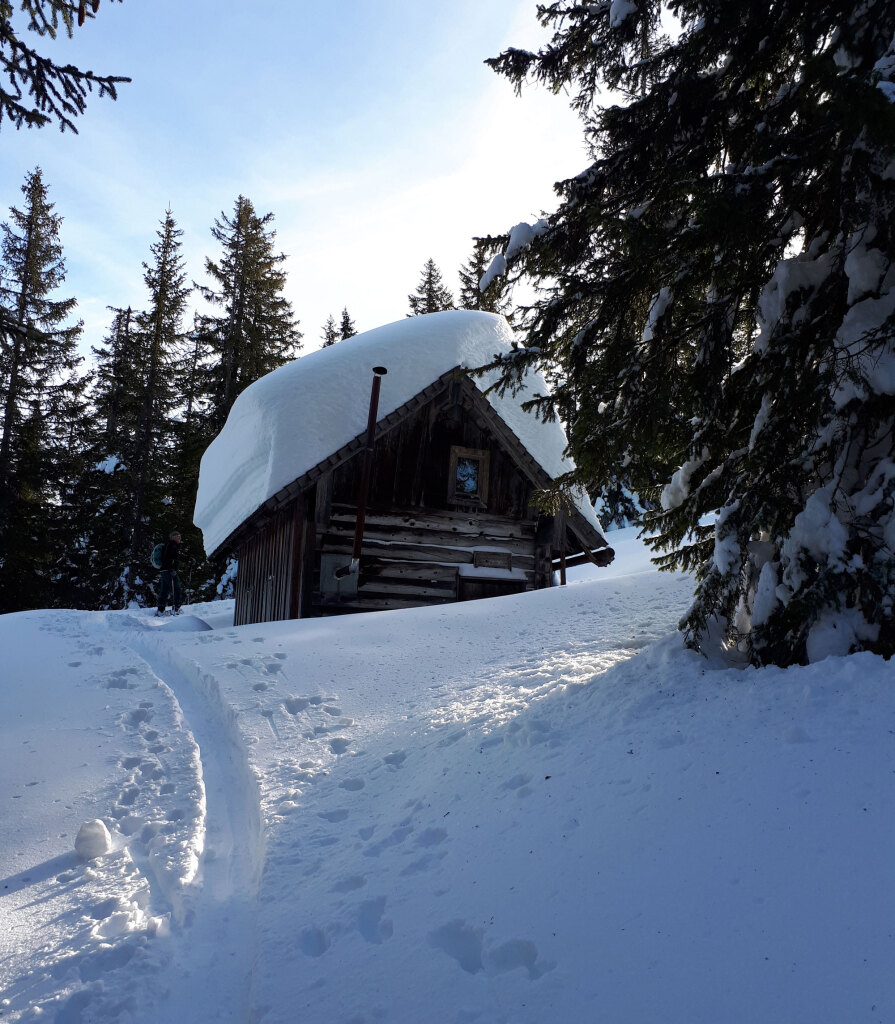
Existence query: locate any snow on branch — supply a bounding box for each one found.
[608,0,637,28]
[479,254,507,292]
[479,220,550,293]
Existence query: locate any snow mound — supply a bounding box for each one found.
[74,819,112,859]
[194,311,604,555]
[156,614,213,632]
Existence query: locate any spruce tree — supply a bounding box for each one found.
[76,306,147,607]
[407,258,454,316]
[339,306,357,340]
[91,306,140,446]
[166,323,219,605]
[0,167,84,611]
[123,209,190,606]
[1,0,130,131]
[0,403,54,609]
[44,357,92,607]
[321,314,339,347]
[487,0,895,665]
[459,236,512,317]
[195,195,301,436]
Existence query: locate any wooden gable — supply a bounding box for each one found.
[227,369,610,626]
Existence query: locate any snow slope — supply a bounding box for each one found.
[2,530,893,1023]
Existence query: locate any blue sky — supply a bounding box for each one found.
[2,0,588,354]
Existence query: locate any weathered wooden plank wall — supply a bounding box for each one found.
[328,389,535,518]
[234,504,304,626]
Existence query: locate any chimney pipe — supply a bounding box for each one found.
[334,366,387,579]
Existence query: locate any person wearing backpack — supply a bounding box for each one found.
[156,531,183,616]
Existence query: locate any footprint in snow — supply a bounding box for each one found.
[127,706,153,727]
[298,926,330,958]
[318,809,349,823]
[332,874,366,893]
[117,815,143,836]
[339,778,365,792]
[416,827,447,847]
[119,786,140,807]
[502,773,531,792]
[106,668,139,690]
[363,825,413,858]
[358,897,393,944]
[485,938,555,980]
[401,850,448,875]
[429,920,555,980]
[437,729,466,748]
[428,920,484,974]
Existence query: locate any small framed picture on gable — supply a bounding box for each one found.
[448,446,490,507]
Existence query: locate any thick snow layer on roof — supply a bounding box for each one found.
[194,311,605,555]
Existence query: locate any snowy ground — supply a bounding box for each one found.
[2,529,893,1024]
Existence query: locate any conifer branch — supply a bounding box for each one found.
[1,0,129,131]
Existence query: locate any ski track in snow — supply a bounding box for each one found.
[123,629,264,1024]
[0,610,207,1021]
[0,610,266,1023]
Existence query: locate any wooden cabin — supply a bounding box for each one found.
[194,312,612,626]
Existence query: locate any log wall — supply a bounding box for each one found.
[312,504,539,614]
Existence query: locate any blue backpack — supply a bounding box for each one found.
[151,543,165,570]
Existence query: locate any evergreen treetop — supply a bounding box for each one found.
[458,235,512,317]
[0,166,85,612]
[195,195,301,434]
[0,166,82,483]
[407,258,454,316]
[321,314,339,347]
[339,306,356,340]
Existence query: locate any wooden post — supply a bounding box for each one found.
[559,509,567,586]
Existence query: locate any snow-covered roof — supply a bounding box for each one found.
[194,310,605,555]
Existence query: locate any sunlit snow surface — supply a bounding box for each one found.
[2,530,894,1024]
